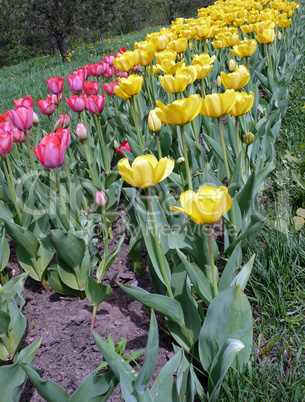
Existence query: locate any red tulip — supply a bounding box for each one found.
[9,106,33,131]
[0,131,13,157]
[67,73,84,94]
[49,128,70,150]
[46,76,64,94]
[89,62,108,77]
[14,95,34,109]
[0,121,13,133]
[103,55,115,66]
[83,81,99,96]
[0,111,11,123]
[116,140,132,156]
[95,190,107,206]
[65,94,87,113]
[104,67,114,79]
[37,99,56,116]
[133,64,141,73]
[54,114,71,130]
[114,68,128,78]
[85,94,106,114]
[32,129,69,169]
[103,81,118,96]
[47,93,63,105]
[12,127,27,143]
[75,122,87,141]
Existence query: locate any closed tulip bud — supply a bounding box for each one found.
[33,112,39,126]
[278,32,282,40]
[75,123,87,141]
[176,157,185,166]
[216,75,222,88]
[229,59,236,72]
[95,190,107,207]
[243,132,254,145]
[148,110,162,132]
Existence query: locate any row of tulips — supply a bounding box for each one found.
[0,0,302,400]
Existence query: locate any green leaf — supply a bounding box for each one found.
[199,285,252,372]
[118,284,185,327]
[208,339,245,402]
[134,310,159,394]
[231,254,255,291]
[20,363,70,402]
[46,266,85,298]
[236,172,256,217]
[0,200,14,220]
[4,220,40,258]
[49,230,86,270]
[70,371,118,402]
[85,277,113,306]
[97,235,125,281]
[20,176,39,229]
[0,231,10,271]
[0,311,10,337]
[218,243,242,292]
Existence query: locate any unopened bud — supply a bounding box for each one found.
[0,284,3,294]
[75,122,87,141]
[32,112,39,126]
[229,59,236,72]
[243,132,254,145]
[277,32,282,40]
[148,110,162,133]
[95,190,107,207]
[176,157,185,166]
[216,75,221,88]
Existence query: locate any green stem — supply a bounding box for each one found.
[145,188,174,299]
[48,116,53,132]
[149,62,156,101]
[191,119,199,148]
[53,169,67,217]
[25,134,37,173]
[156,133,162,159]
[180,125,193,191]
[83,141,97,185]
[217,118,231,184]
[2,157,22,219]
[57,97,62,115]
[207,226,218,298]
[200,79,206,98]
[90,305,98,331]
[144,67,153,107]
[94,114,110,173]
[130,96,143,149]
[63,160,72,184]
[235,116,241,154]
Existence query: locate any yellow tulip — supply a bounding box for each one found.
[217,32,239,47]
[157,59,185,75]
[212,40,224,50]
[147,65,161,75]
[114,75,143,99]
[148,109,162,132]
[255,29,275,44]
[158,74,189,94]
[276,18,292,28]
[176,66,197,85]
[220,65,250,90]
[241,24,254,34]
[230,40,257,58]
[193,23,211,39]
[113,51,136,72]
[254,21,275,34]
[118,155,174,188]
[243,132,255,145]
[193,53,216,66]
[155,94,202,126]
[135,47,155,67]
[168,38,188,54]
[200,90,236,118]
[180,28,194,40]
[228,91,254,116]
[171,185,232,225]
[193,64,213,80]
[148,34,169,51]
[155,50,177,65]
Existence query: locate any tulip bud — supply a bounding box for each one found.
[176,157,185,166]
[75,122,87,141]
[33,112,39,126]
[228,59,236,72]
[148,110,162,133]
[95,190,107,207]
[243,132,254,145]
[216,75,221,88]
[0,284,3,295]
[42,130,48,136]
[277,32,282,41]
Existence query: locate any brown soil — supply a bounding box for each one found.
[4,236,173,401]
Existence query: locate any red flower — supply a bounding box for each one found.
[65,94,87,113]
[103,55,115,66]
[14,95,34,109]
[0,111,11,122]
[89,62,109,77]
[32,129,70,169]
[116,140,132,156]
[47,93,63,105]
[67,73,84,94]
[114,68,128,78]
[104,67,114,79]
[54,114,71,130]
[46,76,64,94]
[103,81,118,96]
[9,106,33,131]
[0,131,13,157]
[12,127,27,143]
[83,81,99,96]
[75,122,87,141]
[0,121,13,133]
[85,94,106,114]
[37,99,56,116]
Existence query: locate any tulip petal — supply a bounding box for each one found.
[118,158,134,186]
[154,158,175,183]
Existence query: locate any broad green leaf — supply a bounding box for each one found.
[218,243,242,292]
[49,230,86,269]
[20,176,39,229]
[46,266,85,298]
[4,220,40,258]
[0,231,10,271]
[0,311,10,337]
[208,339,245,402]
[199,285,252,372]
[231,254,255,290]
[236,172,256,217]
[97,235,125,281]
[70,371,118,402]
[85,277,112,306]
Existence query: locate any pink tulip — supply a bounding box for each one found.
[65,94,87,113]
[103,55,115,66]
[46,76,64,94]
[83,81,99,96]
[67,73,84,94]
[54,114,71,131]
[89,62,109,77]
[47,93,63,105]
[14,95,34,109]
[0,131,13,157]
[0,121,13,133]
[103,81,118,96]
[95,190,107,207]
[103,67,114,79]
[75,122,87,141]
[85,94,106,114]
[9,106,33,131]
[32,129,69,169]
[37,99,56,116]
[12,127,27,143]
[114,68,128,78]
[116,140,132,156]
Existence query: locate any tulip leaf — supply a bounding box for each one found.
[236,172,256,217]
[0,311,10,337]
[208,339,245,402]
[96,235,125,282]
[20,176,39,229]
[0,231,10,271]
[49,230,86,270]
[0,200,14,220]
[218,242,242,292]
[118,284,185,327]
[230,254,255,291]
[85,277,112,306]
[4,220,40,259]
[199,285,252,373]
[46,265,85,298]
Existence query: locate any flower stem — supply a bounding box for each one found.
[94,114,110,174]
[156,133,162,159]
[207,226,218,298]
[2,157,22,220]
[53,169,67,218]
[235,116,241,154]
[180,125,193,191]
[145,188,174,298]
[130,96,143,149]
[25,133,37,174]
[217,118,231,184]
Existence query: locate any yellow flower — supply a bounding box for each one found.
[168,38,188,54]
[212,40,224,50]
[155,50,177,65]
[217,32,239,47]
[135,47,155,66]
[148,33,169,51]
[255,29,275,44]
[159,74,189,94]
[230,39,257,58]
[193,64,213,80]
[113,51,136,72]
[193,23,211,39]
[114,75,143,99]
[276,18,292,28]
[176,65,197,85]
[118,155,174,188]
[157,59,185,75]
[148,109,162,132]
[241,24,254,34]
[254,21,275,34]
[193,53,216,66]
[220,65,250,90]
[200,90,236,118]
[171,185,232,225]
[147,65,161,75]
[155,94,202,126]
[228,91,254,116]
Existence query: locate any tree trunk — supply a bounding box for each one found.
[53,29,70,62]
